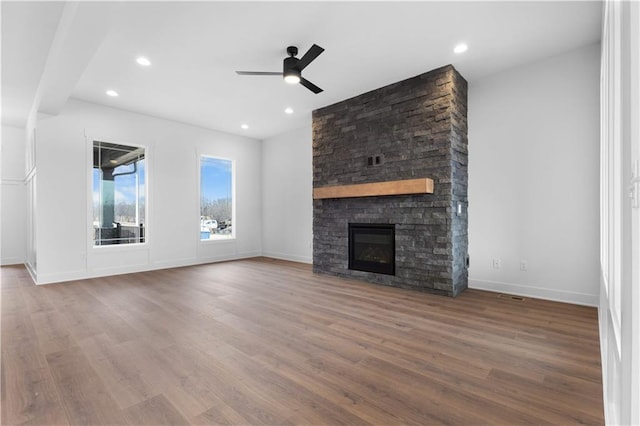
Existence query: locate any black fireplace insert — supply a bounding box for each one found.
[348,223,395,275]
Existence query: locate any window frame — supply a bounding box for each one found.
[198,154,236,243]
[89,138,149,249]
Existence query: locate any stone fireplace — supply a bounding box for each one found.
[312,64,468,297]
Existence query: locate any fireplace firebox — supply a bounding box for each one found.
[348,224,395,275]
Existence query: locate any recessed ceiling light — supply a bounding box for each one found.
[241,124,249,130]
[136,56,151,66]
[106,89,119,97]
[284,107,294,114]
[453,43,468,54]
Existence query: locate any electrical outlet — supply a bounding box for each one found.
[520,260,528,271]
[492,258,501,269]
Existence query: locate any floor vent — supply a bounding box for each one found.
[498,294,526,301]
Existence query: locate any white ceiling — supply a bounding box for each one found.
[1,1,65,127]
[2,1,602,140]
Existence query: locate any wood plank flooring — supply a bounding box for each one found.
[1,257,604,425]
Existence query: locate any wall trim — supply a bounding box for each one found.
[262,251,312,264]
[600,274,618,426]
[0,256,25,266]
[35,251,262,285]
[469,278,598,307]
[152,256,199,268]
[25,166,36,182]
[25,261,37,283]
[36,269,89,285]
[0,178,25,185]
[0,167,37,186]
[197,251,262,264]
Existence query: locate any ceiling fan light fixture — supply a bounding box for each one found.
[284,74,300,84]
[283,53,301,84]
[283,64,301,85]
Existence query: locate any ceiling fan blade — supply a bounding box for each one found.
[300,77,323,94]
[235,71,282,76]
[295,44,324,71]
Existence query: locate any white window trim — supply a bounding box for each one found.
[198,154,236,243]
[87,137,149,250]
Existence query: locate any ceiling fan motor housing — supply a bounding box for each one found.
[283,56,301,79]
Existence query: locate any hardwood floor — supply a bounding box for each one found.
[1,258,604,425]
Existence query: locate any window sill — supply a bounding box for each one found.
[199,237,236,243]
[92,243,149,251]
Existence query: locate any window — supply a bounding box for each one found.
[200,156,234,240]
[93,141,146,246]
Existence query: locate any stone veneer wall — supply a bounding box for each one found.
[312,65,468,296]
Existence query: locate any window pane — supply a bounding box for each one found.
[93,141,146,246]
[200,156,234,240]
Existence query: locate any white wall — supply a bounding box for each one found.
[34,99,262,284]
[1,125,26,265]
[468,43,601,306]
[261,126,312,263]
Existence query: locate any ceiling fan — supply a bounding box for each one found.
[236,44,325,94]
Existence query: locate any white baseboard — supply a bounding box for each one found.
[197,251,263,264]
[469,278,598,307]
[37,269,93,285]
[262,251,312,264]
[1,256,24,266]
[25,261,37,283]
[35,251,263,285]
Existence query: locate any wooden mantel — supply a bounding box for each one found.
[313,178,434,200]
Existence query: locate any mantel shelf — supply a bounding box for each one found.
[313,178,434,200]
